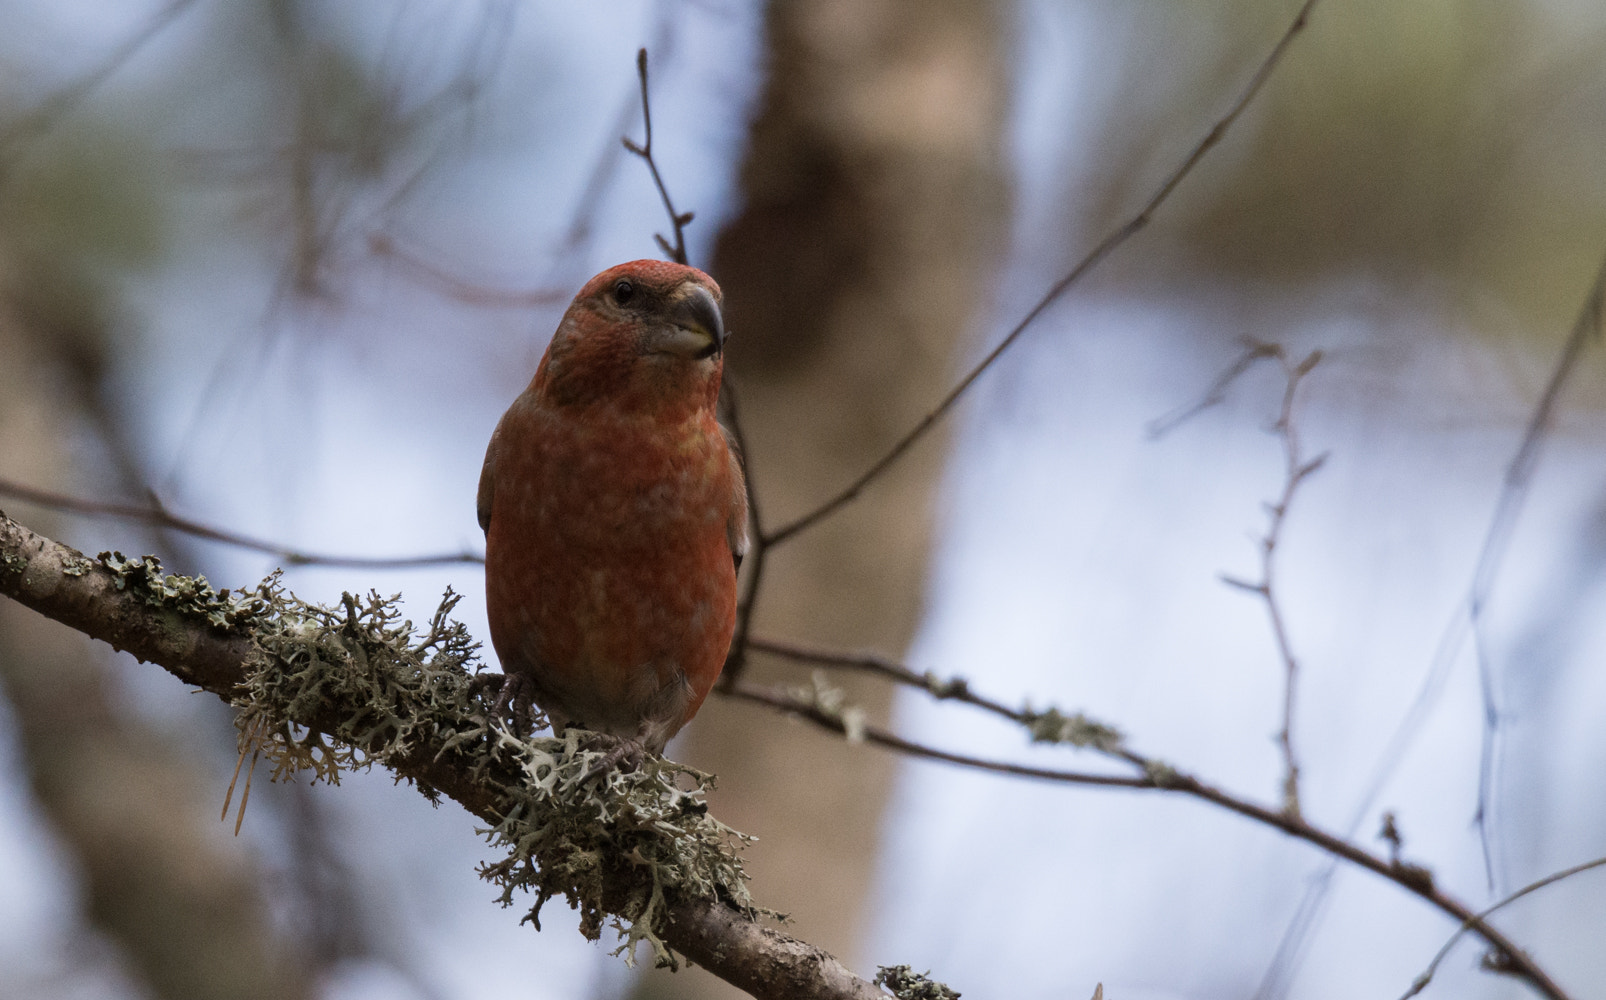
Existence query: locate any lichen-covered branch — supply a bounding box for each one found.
[0,511,891,1000]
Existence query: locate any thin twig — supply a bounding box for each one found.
[1253,248,1606,1000]
[724,683,1148,788]
[743,635,1030,724]
[763,0,1323,548]
[1146,341,1282,438]
[0,478,483,569]
[622,48,694,266]
[1398,855,1606,1000]
[1217,344,1327,817]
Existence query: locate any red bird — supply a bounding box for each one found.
[478,259,748,755]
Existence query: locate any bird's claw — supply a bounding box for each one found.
[576,732,650,784]
[469,671,540,736]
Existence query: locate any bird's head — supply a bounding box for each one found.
[534,260,727,415]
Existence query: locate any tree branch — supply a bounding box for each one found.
[0,511,887,1000]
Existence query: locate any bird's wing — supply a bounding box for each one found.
[476,419,501,535]
[721,423,750,572]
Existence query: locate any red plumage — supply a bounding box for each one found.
[478,260,748,753]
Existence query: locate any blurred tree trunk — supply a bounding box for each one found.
[647,1,1011,996]
[0,286,312,1000]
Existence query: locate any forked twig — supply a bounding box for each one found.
[1214,344,1327,817]
[726,682,1144,788]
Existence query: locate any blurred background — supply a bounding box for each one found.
[0,1,1604,999]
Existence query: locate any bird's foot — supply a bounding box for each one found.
[576,732,650,784]
[468,671,540,736]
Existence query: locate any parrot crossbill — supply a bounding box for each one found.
[477,259,748,758]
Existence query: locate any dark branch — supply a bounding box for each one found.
[743,635,1057,728]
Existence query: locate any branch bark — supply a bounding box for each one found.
[0,511,886,1000]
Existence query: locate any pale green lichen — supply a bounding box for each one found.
[1144,758,1182,788]
[60,553,92,577]
[1020,705,1124,753]
[478,727,756,966]
[99,551,270,631]
[923,673,970,699]
[226,579,756,967]
[875,965,961,1000]
[794,671,866,742]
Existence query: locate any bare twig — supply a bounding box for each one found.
[623,48,694,266]
[725,683,1148,788]
[1254,248,1606,1000]
[1216,344,1327,817]
[763,0,1324,548]
[742,635,1041,725]
[1398,855,1606,1000]
[0,478,483,569]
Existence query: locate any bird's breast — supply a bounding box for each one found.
[482,400,739,732]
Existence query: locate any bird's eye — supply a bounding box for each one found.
[613,279,635,304]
